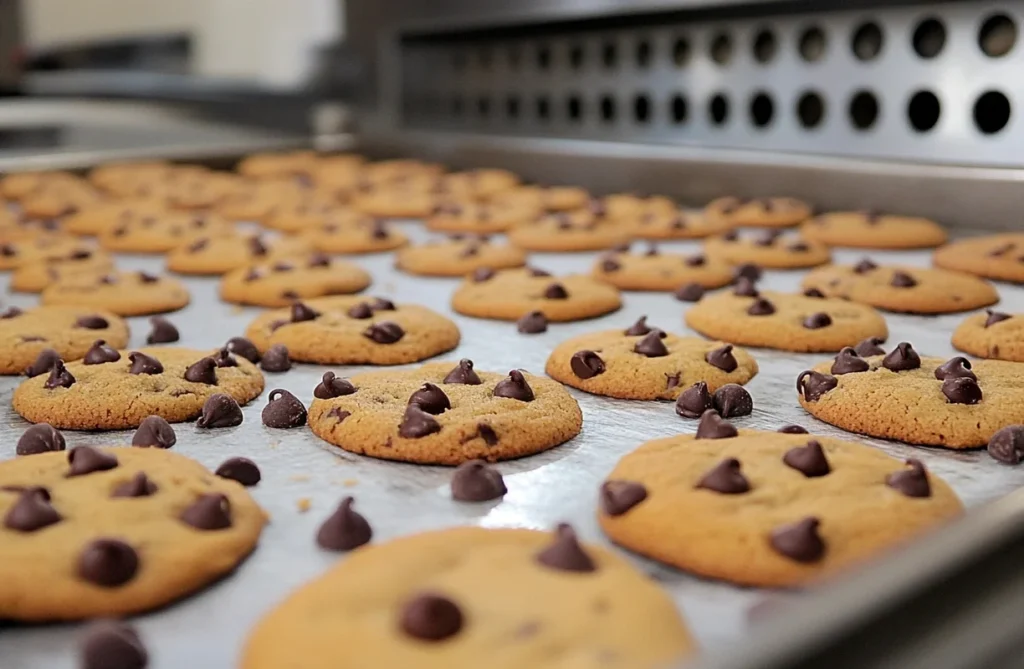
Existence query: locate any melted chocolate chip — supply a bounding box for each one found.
[634,331,669,357]
[183,357,217,384]
[695,409,739,439]
[984,309,1012,328]
[84,339,121,365]
[831,347,870,375]
[442,359,482,385]
[75,315,109,330]
[934,356,976,381]
[770,518,825,563]
[536,524,596,572]
[747,298,776,316]
[24,348,60,377]
[78,539,139,586]
[676,382,714,419]
[317,496,373,550]
[262,389,308,428]
[624,316,653,336]
[67,446,119,477]
[853,258,877,274]
[290,302,320,323]
[517,310,548,334]
[196,394,243,428]
[398,405,441,438]
[16,423,65,455]
[942,376,983,405]
[778,424,809,434]
[79,620,148,669]
[600,480,648,516]
[493,370,535,401]
[797,370,838,401]
[180,493,232,530]
[803,288,826,298]
[988,425,1024,464]
[363,321,404,344]
[543,283,569,299]
[783,440,831,477]
[399,593,464,641]
[697,458,750,494]
[713,384,753,418]
[890,271,917,288]
[409,383,451,415]
[260,344,291,372]
[226,337,260,363]
[886,459,931,498]
[128,352,163,375]
[4,488,62,532]
[132,416,176,449]
[705,345,738,372]
[881,342,921,372]
[853,337,887,357]
[44,359,76,389]
[570,350,605,379]
[451,460,507,501]
[347,302,374,319]
[314,371,357,398]
[733,277,760,297]
[111,472,158,498]
[471,267,495,282]
[675,282,705,302]
[803,312,832,329]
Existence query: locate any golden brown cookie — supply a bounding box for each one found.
[0,236,96,270]
[63,199,168,236]
[703,229,831,269]
[214,179,321,222]
[952,309,1024,362]
[802,211,948,249]
[801,261,999,314]
[0,171,81,201]
[625,210,731,240]
[307,362,580,464]
[437,169,520,200]
[395,236,527,277]
[0,212,66,241]
[350,183,440,219]
[219,255,371,307]
[452,268,622,322]
[490,185,591,212]
[302,218,408,254]
[19,179,104,219]
[425,200,543,234]
[0,305,128,374]
[245,296,460,365]
[12,346,264,429]
[42,271,191,316]
[932,233,1024,283]
[98,211,234,254]
[262,199,361,234]
[10,252,115,293]
[242,526,692,669]
[88,160,171,193]
[599,428,962,587]
[0,447,267,621]
[236,150,320,179]
[93,165,212,200]
[360,159,445,185]
[704,196,812,228]
[592,244,733,291]
[602,193,676,220]
[507,211,630,252]
[166,233,312,276]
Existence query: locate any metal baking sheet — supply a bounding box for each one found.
[2,221,1023,668]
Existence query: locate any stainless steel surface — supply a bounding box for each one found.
[1,221,1023,668]
[0,0,21,91]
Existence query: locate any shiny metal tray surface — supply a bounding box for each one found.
[1,223,1023,668]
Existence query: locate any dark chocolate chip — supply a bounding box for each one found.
[493,370,535,401]
[4,488,62,532]
[443,359,482,385]
[882,342,921,372]
[755,230,782,247]
[128,352,163,375]
[778,424,809,434]
[477,423,498,445]
[211,348,237,369]
[370,297,396,311]
[291,302,320,323]
[747,298,776,316]
[987,425,1024,464]
[803,288,826,298]
[44,359,76,389]
[137,272,159,284]
[733,277,760,297]
[713,384,753,418]
[363,321,404,344]
[243,268,262,282]
[770,518,825,563]
[260,344,291,372]
[24,348,60,377]
[543,283,569,299]
[536,523,596,573]
[328,407,350,422]
[196,394,243,428]
[722,229,740,241]
[634,331,669,357]
[111,472,158,498]
[890,271,917,288]
[451,460,507,501]
[831,347,870,375]
[16,423,65,455]
[528,267,552,277]
[517,310,548,334]
[885,459,931,498]
[942,376,983,405]
[180,493,232,530]
[398,405,441,438]
[695,409,739,439]
[399,593,464,641]
[733,263,763,283]
[624,315,653,336]
[215,457,261,486]
[570,350,605,379]
[79,620,148,669]
[132,416,176,449]
[0,306,24,319]
[853,258,877,274]
[599,480,648,516]
[183,357,217,384]
[783,440,831,477]
[75,315,109,330]
[684,254,707,267]
[802,312,832,329]
[674,282,705,302]
[696,457,750,494]
[788,242,810,252]
[248,236,269,257]
[471,267,495,282]
[308,252,332,268]
[78,539,139,586]
[853,337,887,357]
[676,382,714,419]
[84,340,121,365]
[984,309,1012,328]
[347,302,374,319]
[705,344,738,372]
[314,371,357,398]
[600,258,621,272]
[67,446,119,477]
[272,261,294,272]
[226,337,260,363]
[797,370,838,401]
[262,389,308,428]
[317,496,373,550]
[267,319,287,332]
[934,356,976,381]
[409,383,451,415]
[146,317,179,344]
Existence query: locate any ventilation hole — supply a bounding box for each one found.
[796,91,826,129]
[708,93,730,126]
[603,42,618,69]
[710,32,733,65]
[753,28,778,63]
[852,21,884,61]
[507,46,521,70]
[749,92,775,128]
[671,94,689,124]
[451,96,464,117]
[567,96,583,122]
[634,95,651,124]
[479,48,493,70]
[979,14,1017,58]
[569,44,584,69]
[476,97,491,119]
[600,95,617,123]
[798,26,827,62]
[636,39,652,68]
[907,91,941,132]
[673,37,691,66]
[537,45,551,70]
[974,91,1011,134]
[536,96,551,122]
[505,96,520,120]
[849,90,880,130]
[913,18,946,59]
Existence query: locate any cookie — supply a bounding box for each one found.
[350,183,439,219]
[245,296,460,365]
[20,181,103,219]
[599,428,962,587]
[932,233,1024,283]
[308,361,580,463]
[42,271,191,316]
[801,211,947,249]
[260,195,354,233]
[63,199,168,236]
[215,179,319,222]
[158,172,244,212]
[0,212,66,241]
[0,306,129,374]
[703,230,831,269]
[0,447,267,620]
[0,170,81,201]
[452,268,622,322]
[308,154,365,192]
[705,196,812,228]
[801,262,999,314]
[219,255,371,307]
[9,251,114,293]
[302,218,408,254]
[98,212,234,254]
[437,169,520,200]
[425,200,542,234]
[13,346,264,429]
[952,310,1024,362]
[166,233,312,276]
[685,288,888,352]
[236,150,319,179]
[93,165,211,200]
[545,318,758,400]
[0,236,96,270]
[506,211,630,252]
[602,193,676,220]
[797,342,1024,447]
[625,210,732,240]
[490,185,592,212]
[361,159,445,185]
[395,237,527,277]
[88,160,171,193]
[241,526,692,669]
[592,244,733,291]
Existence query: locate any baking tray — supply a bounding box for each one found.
[1,219,1023,668]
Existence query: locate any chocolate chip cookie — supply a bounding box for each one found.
[704,196,813,228]
[932,233,1024,283]
[0,306,129,374]
[0,236,96,270]
[395,237,527,277]
[452,268,622,322]
[425,200,543,234]
[507,211,630,252]
[98,211,235,254]
[10,251,114,293]
[802,211,948,249]
[302,218,408,254]
[63,199,168,236]
[166,233,312,276]
[219,255,371,307]
[42,271,191,316]
[952,310,1024,362]
[703,230,831,269]
[625,210,732,240]
[592,245,734,291]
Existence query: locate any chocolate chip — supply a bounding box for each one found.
[146,317,179,344]
[831,347,869,375]
[797,370,838,401]
[215,457,261,486]
[67,446,119,477]
[676,382,714,419]
[44,359,76,389]
[624,316,654,336]
[16,423,65,455]
[528,267,552,277]
[363,321,404,344]
[536,523,596,572]
[747,297,776,316]
[314,371,357,398]
[243,268,261,282]
[769,518,825,563]
[24,348,60,377]
[984,309,1012,328]
[248,236,269,257]
[853,258,877,274]
[696,457,750,494]
[942,376,983,405]
[705,344,738,372]
[778,424,809,434]
[634,331,669,358]
[600,258,621,272]
[128,352,163,375]
[211,348,237,369]
[307,252,332,268]
[260,344,291,372]
[196,394,243,428]
[405,383,449,416]
[886,459,931,498]
[853,337,887,357]
[226,337,260,363]
[934,356,976,381]
[890,271,917,288]
[75,315,109,330]
[802,312,832,329]
[543,283,569,299]
[477,423,498,445]
[803,288,825,298]
[881,342,921,372]
[4,487,62,531]
[347,302,374,319]
[987,425,1024,464]
[0,306,23,319]
[370,297,396,311]
[262,389,308,428]
[180,493,232,530]
[493,370,535,401]
[451,460,507,501]
[184,357,217,384]
[783,440,831,477]
[733,263,762,283]
[788,242,811,252]
[442,359,482,386]
[570,350,605,379]
[517,310,548,334]
[713,384,753,418]
[695,409,739,439]
[733,277,760,297]
[20,335,46,343]
[316,496,373,550]
[684,254,707,267]
[267,319,287,332]
[84,339,121,365]
[472,267,495,282]
[132,416,176,448]
[398,405,441,438]
[111,472,158,498]
[722,229,739,241]
[399,593,464,641]
[755,230,782,247]
[78,539,139,586]
[675,282,705,302]
[599,480,648,516]
[272,261,294,272]
[291,302,319,323]
[79,620,148,669]
[137,271,159,284]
